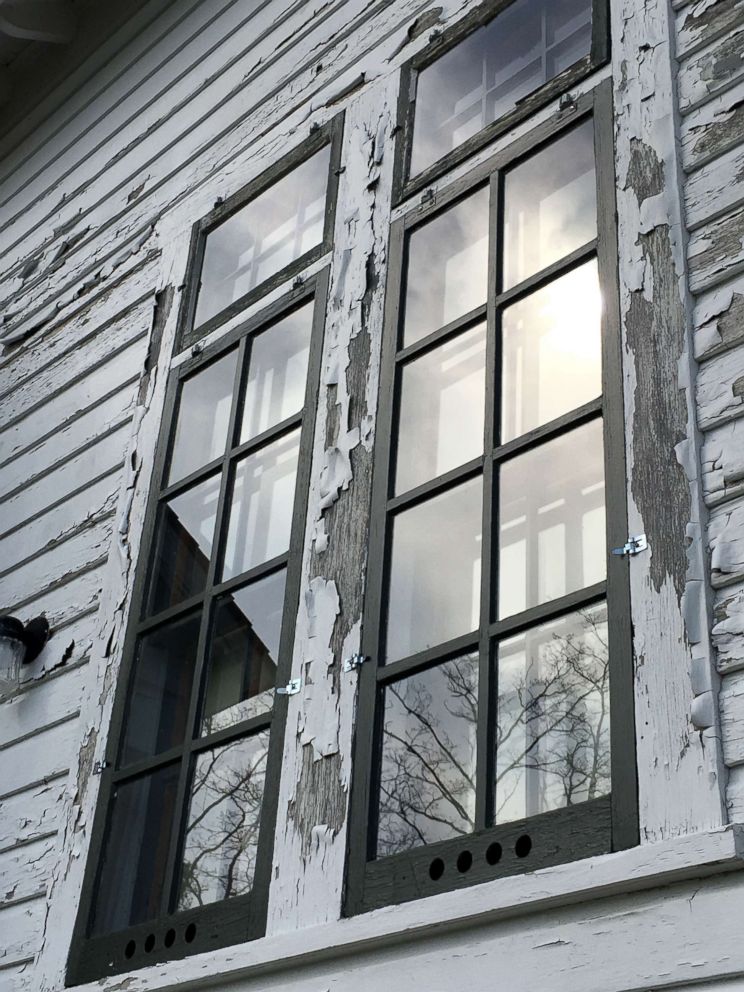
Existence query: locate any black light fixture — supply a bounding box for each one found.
[0,615,50,696]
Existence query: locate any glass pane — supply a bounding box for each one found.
[387,476,482,662]
[201,571,285,735]
[91,763,180,934]
[240,303,312,443]
[222,430,300,580]
[498,418,605,620]
[494,603,610,824]
[403,187,489,347]
[411,0,593,176]
[504,118,596,289]
[168,350,237,486]
[377,654,478,857]
[177,731,269,909]
[148,473,221,615]
[501,261,602,442]
[395,323,486,494]
[195,146,330,327]
[120,612,201,766]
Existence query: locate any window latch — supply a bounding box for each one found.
[612,533,648,557]
[93,760,111,775]
[276,677,302,696]
[343,653,368,673]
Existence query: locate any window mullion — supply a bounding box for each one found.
[157,334,249,917]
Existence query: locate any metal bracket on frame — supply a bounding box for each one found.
[276,677,302,696]
[92,760,111,775]
[612,534,648,557]
[343,653,368,673]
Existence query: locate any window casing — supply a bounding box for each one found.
[346,81,637,916]
[393,0,609,202]
[67,121,342,982]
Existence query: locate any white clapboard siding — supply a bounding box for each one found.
[0,962,30,992]
[701,419,744,508]
[688,202,744,294]
[0,897,45,968]
[714,580,744,676]
[695,342,744,432]
[693,272,744,360]
[681,76,744,173]
[677,21,744,113]
[0,835,55,906]
[0,717,80,800]
[12,562,104,633]
[0,779,67,853]
[676,0,744,59]
[0,660,89,752]
[685,141,744,230]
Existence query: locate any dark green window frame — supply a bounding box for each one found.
[392,0,610,204]
[346,81,638,917]
[67,268,330,984]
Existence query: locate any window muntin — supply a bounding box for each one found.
[70,274,327,983]
[348,97,635,914]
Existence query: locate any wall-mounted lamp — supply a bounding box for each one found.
[0,615,50,698]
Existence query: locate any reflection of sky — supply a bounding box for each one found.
[167,472,221,561]
[498,418,605,619]
[240,303,312,443]
[169,350,237,485]
[495,604,610,824]
[387,476,482,661]
[504,118,596,289]
[404,186,488,346]
[196,146,330,326]
[378,654,478,856]
[396,322,486,494]
[411,0,592,176]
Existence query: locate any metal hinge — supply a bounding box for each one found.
[93,760,111,775]
[612,534,648,557]
[343,653,368,673]
[276,677,302,696]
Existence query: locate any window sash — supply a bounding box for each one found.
[67,271,330,985]
[346,81,636,917]
[392,0,610,204]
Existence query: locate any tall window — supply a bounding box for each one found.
[346,81,636,915]
[67,121,341,982]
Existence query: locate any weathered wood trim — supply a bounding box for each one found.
[612,0,727,837]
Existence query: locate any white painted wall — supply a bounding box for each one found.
[0,0,742,989]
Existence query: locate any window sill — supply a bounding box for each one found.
[77,824,744,992]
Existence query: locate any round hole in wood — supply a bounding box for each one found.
[184,922,197,943]
[164,928,176,948]
[429,857,445,881]
[124,940,136,959]
[486,841,502,865]
[144,934,155,953]
[515,834,532,858]
[456,850,473,873]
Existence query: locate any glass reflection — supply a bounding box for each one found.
[149,473,221,615]
[222,430,300,580]
[178,732,269,909]
[411,0,593,176]
[501,261,602,442]
[504,118,596,289]
[498,418,605,620]
[195,146,330,327]
[168,350,237,486]
[386,476,482,661]
[201,571,285,735]
[495,603,610,824]
[377,654,478,857]
[395,323,486,495]
[120,613,201,766]
[240,303,312,443]
[403,187,489,347]
[91,763,179,934]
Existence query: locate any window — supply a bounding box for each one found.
[345,82,637,915]
[67,122,341,982]
[394,0,609,198]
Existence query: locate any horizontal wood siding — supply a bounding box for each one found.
[676,0,744,823]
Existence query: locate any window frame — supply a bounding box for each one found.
[345,79,637,917]
[177,114,344,353]
[67,270,330,985]
[392,0,610,205]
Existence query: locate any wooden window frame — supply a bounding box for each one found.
[345,80,638,917]
[67,270,330,985]
[177,114,344,353]
[392,0,610,205]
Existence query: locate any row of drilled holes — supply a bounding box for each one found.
[429,834,532,880]
[124,922,197,959]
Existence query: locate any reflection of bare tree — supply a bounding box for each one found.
[376,609,610,857]
[178,733,268,910]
